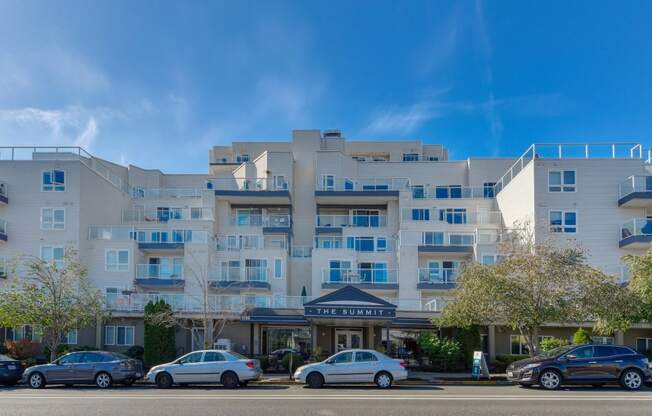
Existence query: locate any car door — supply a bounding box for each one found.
[592,346,622,381]
[173,352,205,383]
[200,351,226,383]
[563,346,600,381]
[72,352,104,382]
[48,352,84,383]
[353,351,379,383]
[323,351,355,383]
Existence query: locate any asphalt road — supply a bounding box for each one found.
[2,384,652,416]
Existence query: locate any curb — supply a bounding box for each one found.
[248,379,513,386]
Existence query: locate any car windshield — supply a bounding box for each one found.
[535,345,576,359]
[0,354,14,361]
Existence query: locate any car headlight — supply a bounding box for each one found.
[522,363,542,371]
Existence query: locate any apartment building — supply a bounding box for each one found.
[1,130,652,361]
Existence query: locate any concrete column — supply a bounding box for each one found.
[615,330,624,345]
[367,325,374,348]
[385,325,391,355]
[95,316,103,349]
[488,325,496,362]
[311,324,318,354]
[253,324,260,355]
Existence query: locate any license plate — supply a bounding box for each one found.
[7,365,16,370]
[507,371,513,378]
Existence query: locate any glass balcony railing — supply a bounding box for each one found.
[210,266,269,282]
[399,231,475,247]
[316,214,387,228]
[0,181,7,200]
[0,219,7,237]
[411,186,494,200]
[214,236,287,251]
[206,178,288,192]
[619,175,652,199]
[130,188,203,199]
[136,264,183,279]
[316,177,409,192]
[321,268,398,285]
[88,226,209,244]
[620,218,652,241]
[314,236,394,252]
[231,214,291,227]
[418,268,458,285]
[123,208,213,223]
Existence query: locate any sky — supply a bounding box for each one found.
[0,0,651,173]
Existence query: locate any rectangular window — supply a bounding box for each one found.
[106,249,129,272]
[449,234,474,245]
[235,154,250,163]
[510,335,529,355]
[483,182,496,198]
[636,338,652,353]
[62,329,78,345]
[481,255,497,265]
[411,208,430,221]
[190,207,202,220]
[346,236,375,252]
[376,237,387,251]
[435,185,462,199]
[411,185,425,199]
[592,336,614,345]
[549,170,576,192]
[402,153,419,161]
[274,258,283,279]
[42,170,65,192]
[40,246,64,268]
[550,210,577,233]
[104,325,134,346]
[41,208,65,230]
[321,175,335,191]
[438,208,467,224]
[273,175,287,191]
[422,231,444,246]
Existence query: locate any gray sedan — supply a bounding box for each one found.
[23,351,143,389]
[146,350,262,388]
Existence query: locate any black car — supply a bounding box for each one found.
[507,344,652,390]
[0,354,23,386]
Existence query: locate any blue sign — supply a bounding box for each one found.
[304,306,395,319]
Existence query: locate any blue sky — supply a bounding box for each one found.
[1,0,651,172]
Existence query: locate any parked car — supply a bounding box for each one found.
[507,344,652,390]
[293,349,407,388]
[146,350,262,389]
[0,354,23,386]
[23,351,143,389]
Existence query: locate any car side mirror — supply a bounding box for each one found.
[565,354,576,360]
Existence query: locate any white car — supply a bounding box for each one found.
[293,349,407,388]
[146,350,261,389]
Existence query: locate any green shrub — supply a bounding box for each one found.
[124,345,145,361]
[572,328,591,345]
[454,326,481,369]
[257,355,270,371]
[540,337,570,352]
[144,300,177,367]
[281,353,304,372]
[417,333,463,372]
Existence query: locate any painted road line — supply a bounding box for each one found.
[2,395,652,401]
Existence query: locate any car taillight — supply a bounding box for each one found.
[246,361,255,369]
[400,361,407,368]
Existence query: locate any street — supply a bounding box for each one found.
[1,384,652,415]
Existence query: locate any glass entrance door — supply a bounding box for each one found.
[335,329,363,352]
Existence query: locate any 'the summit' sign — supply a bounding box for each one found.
[304,306,396,319]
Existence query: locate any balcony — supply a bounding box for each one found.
[316,214,387,233]
[321,268,398,289]
[400,231,474,254]
[134,264,185,288]
[88,226,209,250]
[618,176,652,207]
[313,236,394,252]
[122,208,213,223]
[401,209,502,226]
[215,235,287,251]
[209,266,271,290]
[0,219,7,242]
[411,185,494,200]
[231,214,291,234]
[0,181,7,204]
[620,218,652,248]
[130,188,203,199]
[315,177,409,203]
[417,268,458,290]
[208,178,290,203]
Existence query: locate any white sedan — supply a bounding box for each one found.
[146,350,262,389]
[293,349,407,388]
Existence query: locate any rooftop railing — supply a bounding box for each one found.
[206,178,288,192]
[494,143,642,196]
[0,146,129,193]
[130,188,203,199]
[619,175,652,199]
[321,268,398,285]
[316,177,410,192]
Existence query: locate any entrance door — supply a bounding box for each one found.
[335,329,363,352]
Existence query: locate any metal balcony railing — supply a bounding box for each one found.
[620,218,652,240]
[321,268,398,285]
[316,214,387,228]
[206,178,288,192]
[619,175,652,199]
[136,264,183,279]
[316,177,409,192]
[418,268,458,285]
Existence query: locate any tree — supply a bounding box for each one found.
[144,300,177,366]
[539,337,569,352]
[621,250,652,322]
[437,226,630,357]
[416,333,463,372]
[0,250,107,361]
[572,328,591,344]
[453,325,481,369]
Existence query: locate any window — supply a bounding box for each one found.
[402,153,419,161]
[106,249,129,272]
[273,175,287,191]
[449,234,474,245]
[510,335,554,355]
[321,175,335,191]
[203,352,225,362]
[592,336,614,345]
[190,207,202,220]
[411,208,430,221]
[274,258,283,279]
[355,351,378,362]
[328,260,352,282]
[549,170,576,192]
[636,338,652,353]
[550,210,577,233]
[62,329,78,345]
[482,255,497,266]
[180,351,204,363]
[40,246,64,268]
[411,185,425,199]
[483,182,496,198]
[104,325,134,346]
[236,208,263,226]
[438,208,467,224]
[569,346,594,359]
[422,231,444,245]
[376,237,387,252]
[41,208,65,230]
[235,154,250,163]
[352,209,381,227]
[245,259,267,281]
[82,352,105,363]
[59,352,84,364]
[42,170,65,192]
[346,236,376,252]
[105,287,120,305]
[594,346,617,357]
[332,351,354,363]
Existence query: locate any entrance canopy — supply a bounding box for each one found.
[304,285,396,324]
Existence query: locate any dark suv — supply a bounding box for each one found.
[507,344,652,390]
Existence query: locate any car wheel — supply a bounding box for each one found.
[28,373,45,389]
[307,372,324,388]
[155,372,173,389]
[375,371,393,389]
[620,369,643,390]
[95,372,112,389]
[538,369,561,390]
[221,371,239,389]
